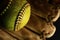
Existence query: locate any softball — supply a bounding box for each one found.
[1,0,31,31]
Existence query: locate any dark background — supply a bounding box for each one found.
[47,17,60,40]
